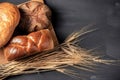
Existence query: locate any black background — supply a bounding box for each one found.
[0,0,120,80]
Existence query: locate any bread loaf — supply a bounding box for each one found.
[4,29,54,61]
[0,2,20,48]
[18,1,51,33]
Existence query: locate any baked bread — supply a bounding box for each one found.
[17,0,58,46]
[1,0,58,62]
[18,1,51,33]
[0,2,20,48]
[4,29,54,61]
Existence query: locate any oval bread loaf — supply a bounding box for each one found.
[0,2,20,48]
[4,29,54,61]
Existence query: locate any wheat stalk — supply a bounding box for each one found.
[0,27,118,80]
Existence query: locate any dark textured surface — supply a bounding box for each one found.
[0,0,120,80]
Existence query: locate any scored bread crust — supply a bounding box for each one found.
[0,0,58,62]
[4,29,54,61]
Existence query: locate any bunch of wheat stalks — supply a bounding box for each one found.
[0,27,118,80]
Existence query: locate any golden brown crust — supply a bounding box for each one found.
[0,0,58,63]
[4,29,54,61]
[0,2,20,48]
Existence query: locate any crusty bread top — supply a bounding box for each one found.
[0,2,20,48]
